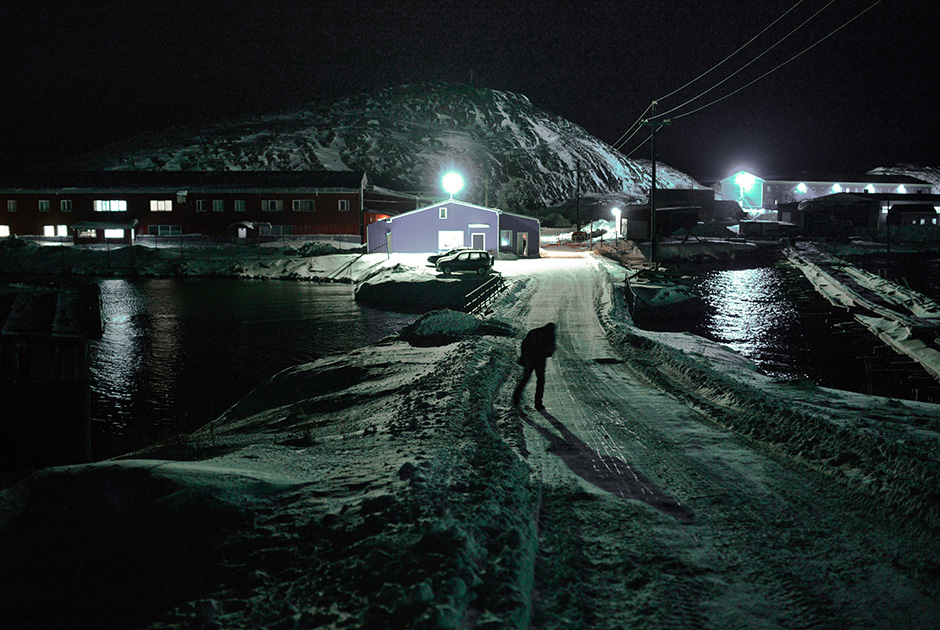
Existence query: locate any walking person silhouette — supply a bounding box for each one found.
[512,323,556,410]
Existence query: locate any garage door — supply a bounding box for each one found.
[438,230,464,251]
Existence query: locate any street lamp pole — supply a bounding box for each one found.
[641,101,671,266]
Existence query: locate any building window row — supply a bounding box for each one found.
[7,197,352,214]
[260,224,293,236]
[43,225,68,237]
[147,225,182,236]
[94,199,128,212]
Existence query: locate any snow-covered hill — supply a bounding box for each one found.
[869,164,940,192]
[80,82,702,211]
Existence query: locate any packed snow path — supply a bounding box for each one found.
[502,255,940,628]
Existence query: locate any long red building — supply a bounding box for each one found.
[0,171,420,245]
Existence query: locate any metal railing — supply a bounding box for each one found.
[464,273,506,315]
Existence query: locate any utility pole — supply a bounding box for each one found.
[641,101,671,265]
[576,159,581,229]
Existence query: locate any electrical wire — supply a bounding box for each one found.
[656,0,807,104]
[655,0,839,121]
[609,102,651,152]
[612,0,807,151]
[623,132,653,159]
[620,0,884,155]
[669,0,883,121]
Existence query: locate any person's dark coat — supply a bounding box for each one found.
[513,323,556,408]
[518,323,556,368]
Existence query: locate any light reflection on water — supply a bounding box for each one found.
[636,260,940,403]
[697,267,799,377]
[89,278,418,454]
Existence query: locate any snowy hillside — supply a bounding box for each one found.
[869,164,940,192]
[81,82,702,211]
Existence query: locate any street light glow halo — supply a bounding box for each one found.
[442,171,465,196]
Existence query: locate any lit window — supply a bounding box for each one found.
[57,225,67,237]
[292,199,316,212]
[338,199,350,212]
[262,200,284,212]
[94,200,127,212]
[43,225,56,237]
[150,200,173,212]
[213,199,224,212]
[39,200,50,212]
[104,229,125,239]
[6,200,16,212]
[235,200,246,212]
[148,225,182,236]
[60,199,72,212]
[500,230,512,247]
[196,200,209,212]
[0,225,9,237]
[77,229,96,239]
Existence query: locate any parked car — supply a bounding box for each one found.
[435,249,494,275]
[427,246,472,265]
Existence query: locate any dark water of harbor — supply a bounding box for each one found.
[634,256,940,404]
[90,278,418,456]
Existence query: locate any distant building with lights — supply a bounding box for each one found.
[0,171,421,245]
[778,191,940,237]
[714,170,933,212]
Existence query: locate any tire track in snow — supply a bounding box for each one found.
[511,255,940,629]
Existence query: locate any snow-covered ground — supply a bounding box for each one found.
[2,247,940,629]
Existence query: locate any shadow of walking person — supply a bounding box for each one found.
[523,408,694,524]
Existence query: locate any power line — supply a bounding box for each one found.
[656,0,807,104]
[610,102,651,151]
[655,0,838,121]
[670,0,883,121]
[623,131,653,159]
[613,0,807,151]
[621,0,884,155]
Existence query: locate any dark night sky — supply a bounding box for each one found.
[1,0,936,182]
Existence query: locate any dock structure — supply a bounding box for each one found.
[0,284,102,469]
[786,244,940,383]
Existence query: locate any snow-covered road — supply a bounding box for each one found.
[500,254,940,628]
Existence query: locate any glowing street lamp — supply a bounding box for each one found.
[442,171,464,199]
[611,207,621,238]
[734,171,756,190]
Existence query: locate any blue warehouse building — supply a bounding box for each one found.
[366,200,541,258]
